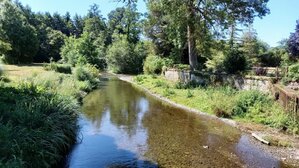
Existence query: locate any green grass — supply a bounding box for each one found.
[0,83,78,167]
[0,64,100,167]
[134,75,299,134]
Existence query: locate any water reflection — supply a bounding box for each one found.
[67,77,285,168]
[82,79,146,137]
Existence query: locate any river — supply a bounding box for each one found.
[65,75,286,168]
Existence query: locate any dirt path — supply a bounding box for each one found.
[117,74,299,167]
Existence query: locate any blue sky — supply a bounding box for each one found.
[19,0,299,47]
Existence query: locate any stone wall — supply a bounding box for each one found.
[164,69,273,93]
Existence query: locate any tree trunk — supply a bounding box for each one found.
[187,23,198,71]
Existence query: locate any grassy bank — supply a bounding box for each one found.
[0,64,99,167]
[134,75,299,135]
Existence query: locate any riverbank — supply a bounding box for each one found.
[117,74,299,167]
[0,64,100,167]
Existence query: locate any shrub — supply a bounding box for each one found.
[55,64,72,74]
[223,48,247,74]
[232,91,269,117]
[143,54,173,75]
[44,62,72,74]
[74,64,99,86]
[287,63,299,82]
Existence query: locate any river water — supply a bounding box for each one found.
[65,76,286,168]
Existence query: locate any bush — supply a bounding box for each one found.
[223,48,247,74]
[143,54,173,74]
[55,64,72,74]
[287,63,299,82]
[44,62,72,74]
[232,91,269,117]
[0,84,78,167]
[74,64,99,86]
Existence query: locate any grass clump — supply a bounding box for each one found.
[0,83,78,167]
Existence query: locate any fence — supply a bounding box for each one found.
[272,84,299,119]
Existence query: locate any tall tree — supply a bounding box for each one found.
[0,0,39,63]
[142,0,270,71]
[107,5,141,44]
[73,14,84,37]
[287,20,299,58]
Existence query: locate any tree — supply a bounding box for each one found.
[73,14,84,37]
[142,0,270,71]
[287,20,299,58]
[106,34,146,74]
[61,32,106,69]
[45,28,66,61]
[0,0,39,63]
[107,5,141,44]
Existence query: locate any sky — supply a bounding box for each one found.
[18,0,299,47]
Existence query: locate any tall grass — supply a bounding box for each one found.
[134,75,299,134]
[0,83,78,167]
[0,63,101,167]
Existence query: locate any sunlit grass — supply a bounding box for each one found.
[3,64,46,81]
[133,75,299,134]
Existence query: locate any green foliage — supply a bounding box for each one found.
[60,36,79,66]
[288,63,299,81]
[143,54,164,74]
[240,28,269,66]
[133,75,147,84]
[143,54,173,74]
[258,51,282,67]
[44,62,72,74]
[174,81,200,89]
[223,48,247,74]
[107,5,141,44]
[232,91,268,117]
[0,40,11,56]
[162,88,175,97]
[74,64,100,87]
[61,32,106,69]
[186,89,193,98]
[134,75,298,134]
[0,84,78,167]
[0,0,39,64]
[106,34,146,74]
[282,63,299,84]
[39,28,66,62]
